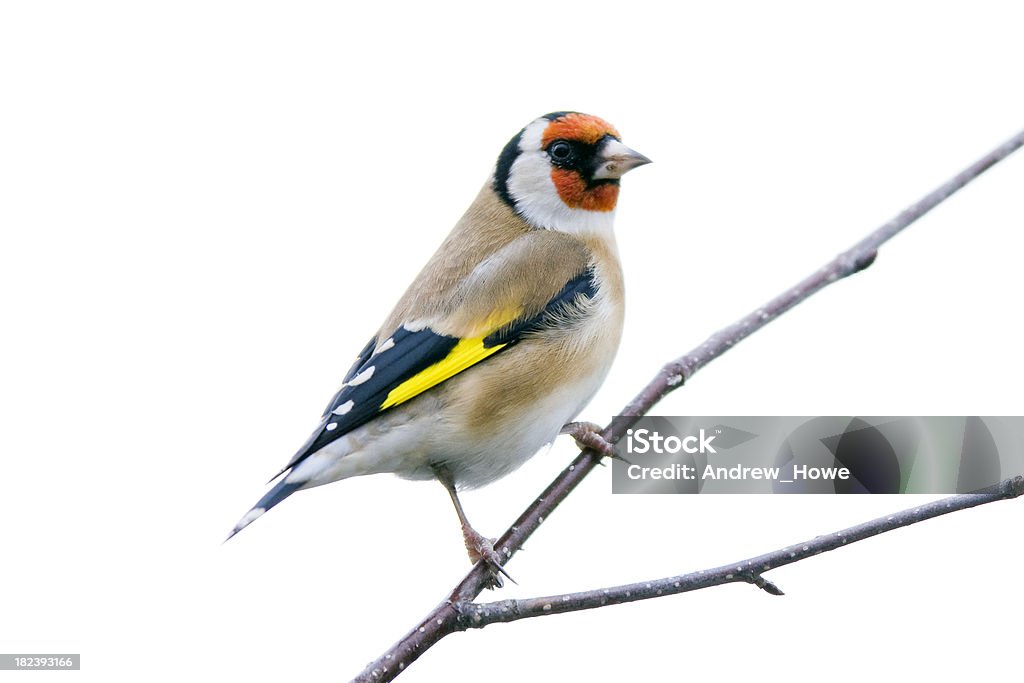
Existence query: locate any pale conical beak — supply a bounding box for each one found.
[591,138,652,180]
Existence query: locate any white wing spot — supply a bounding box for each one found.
[238,507,265,529]
[332,400,354,416]
[375,337,395,354]
[348,366,375,386]
[325,422,337,431]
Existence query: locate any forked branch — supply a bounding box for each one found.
[354,128,1024,682]
[456,476,1024,628]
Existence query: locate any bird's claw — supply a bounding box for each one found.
[463,528,515,588]
[561,421,619,460]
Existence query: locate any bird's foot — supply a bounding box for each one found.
[561,421,619,459]
[462,526,515,589]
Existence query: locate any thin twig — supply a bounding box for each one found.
[456,476,1024,628]
[352,128,1024,683]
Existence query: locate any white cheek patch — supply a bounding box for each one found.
[507,151,563,228]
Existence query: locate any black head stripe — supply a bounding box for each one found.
[493,127,525,209]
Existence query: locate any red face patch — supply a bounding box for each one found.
[541,113,620,147]
[551,168,620,212]
[543,113,622,212]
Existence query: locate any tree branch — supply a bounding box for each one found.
[456,476,1024,628]
[352,128,1024,683]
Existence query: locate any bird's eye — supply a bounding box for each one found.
[548,140,573,162]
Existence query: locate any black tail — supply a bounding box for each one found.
[225,479,302,542]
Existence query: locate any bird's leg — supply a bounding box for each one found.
[431,464,514,587]
[560,421,619,459]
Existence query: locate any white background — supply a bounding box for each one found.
[2,2,1022,681]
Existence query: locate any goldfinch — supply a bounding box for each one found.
[228,111,650,574]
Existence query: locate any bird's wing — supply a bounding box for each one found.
[277,230,594,475]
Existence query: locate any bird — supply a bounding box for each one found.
[227,111,650,578]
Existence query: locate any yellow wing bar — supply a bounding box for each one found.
[380,337,508,410]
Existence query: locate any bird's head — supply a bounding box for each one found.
[493,111,651,234]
